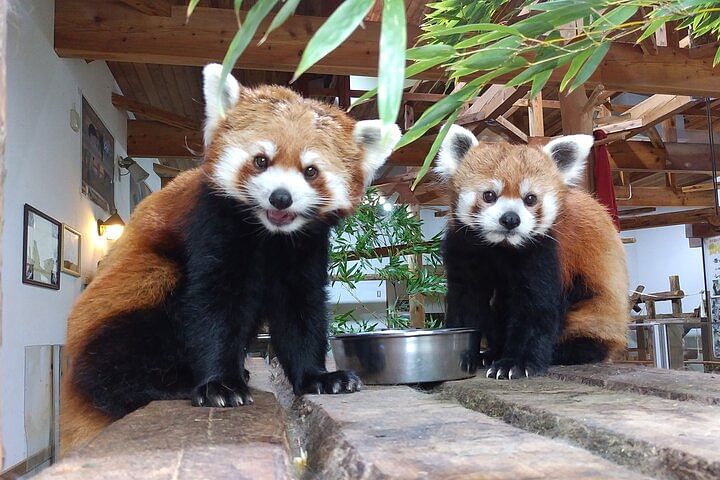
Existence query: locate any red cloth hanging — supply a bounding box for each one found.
[592,130,620,230]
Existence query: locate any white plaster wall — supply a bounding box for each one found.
[624,225,705,315]
[0,0,157,467]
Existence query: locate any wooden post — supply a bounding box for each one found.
[668,275,685,369]
[408,205,425,329]
[528,92,544,137]
[559,87,595,192]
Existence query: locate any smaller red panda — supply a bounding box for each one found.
[437,125,628,379]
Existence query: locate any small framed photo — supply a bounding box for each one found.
[23,204,61,290]
[61,225,82,277]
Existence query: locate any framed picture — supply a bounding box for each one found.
[81,97,115,213]
[23,204,61,290]
[129,175,152,213]
[61,225,82,277]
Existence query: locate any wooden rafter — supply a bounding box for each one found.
[112,93,200,131]
[127,120,203,158]
[620,208,720,230]
[55,0,720,96]
[615,185,715,207]
[608,141,716,174]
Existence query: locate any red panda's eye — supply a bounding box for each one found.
[254,155,268,170]
[524,194,537,207]
[482,191,497,203]
[304,166,319,179]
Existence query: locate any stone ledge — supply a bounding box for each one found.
[549,363,720,405]
[298,387,649,479]
[439,375,720,480]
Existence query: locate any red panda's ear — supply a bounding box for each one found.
[542,135,594,186]
[435,124,478,180]
[353,120,402,185]
[203,63,242,145]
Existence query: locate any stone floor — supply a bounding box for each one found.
[37,360,720,479]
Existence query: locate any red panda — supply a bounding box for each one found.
[60,64,401,453]
[437,125,628,379]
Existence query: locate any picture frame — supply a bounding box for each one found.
[23,204,61,290]
[61,224,82,277]
[81,97,115,213]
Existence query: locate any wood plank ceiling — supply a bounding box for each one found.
[58,0,720,231]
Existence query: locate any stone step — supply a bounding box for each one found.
[298,387,650,479]
[439,374,720,480]
[549,363,720,405]
[37,388,292,479]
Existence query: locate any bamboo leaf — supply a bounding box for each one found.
[714,45,720,67]
[560,47,594,92]
[292,0,376,82]
[260,0,301,44]
[569,41,611,91]
[411,108,461,189]
[378,0,406,128]
[219,0,278,112]
[186,0,200,20]
[406,44,455,60]
[637,18,666,42]
[529,68,553,99]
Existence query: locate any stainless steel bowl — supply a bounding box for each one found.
[330,328,480,384]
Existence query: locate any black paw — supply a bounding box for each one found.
[485,358,545,380]
[460,350,480,373]
[301,370,362,395]
[192,379,253,407]
[479,348,500,368]
[243,368,250,383]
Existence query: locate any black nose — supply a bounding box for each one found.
[499,211,521,230]
[269,188,293,210]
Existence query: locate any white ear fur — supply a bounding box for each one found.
[203,63,241,145]
[542,134,594,186]
[353,120,402,184]
[434,124,478,180]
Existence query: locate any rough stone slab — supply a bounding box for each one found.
[549,364,720,405]
[439,376,720,480]
[298,387,650,479]
[37,393,291,479]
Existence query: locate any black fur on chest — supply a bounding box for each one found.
[442,223,567,375]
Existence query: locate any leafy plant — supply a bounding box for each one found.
[329,189,446,334]
[192,0,720,186]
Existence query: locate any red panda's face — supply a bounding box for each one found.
[436,125,593,247]
[200,65,400,234]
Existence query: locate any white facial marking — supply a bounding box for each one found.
[213,146,250,198]
[520,179,532,197]
[477,197,536,247]
[456,190,477,226]
[301,149,351,210]
[537,191,559,234]
[258,140,277,159]
[246,166,319,233]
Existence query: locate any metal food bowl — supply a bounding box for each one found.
[330,328,480,385]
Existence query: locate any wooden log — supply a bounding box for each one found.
[119,0,172,16]
[619,208,720,230]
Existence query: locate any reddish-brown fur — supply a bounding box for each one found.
[448,142,628,357]
[61,85,372,454]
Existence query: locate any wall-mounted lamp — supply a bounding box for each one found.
[379,192,400,212]
[118,156,149,182]
[97,211,125,240]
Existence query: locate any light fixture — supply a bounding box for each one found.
[118,156,150,182]
[97,211,125,240]
[69,103,80,132]
[381,192,400,212]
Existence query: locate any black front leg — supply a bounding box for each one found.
[268,295,360,396]
[486,244,564,380]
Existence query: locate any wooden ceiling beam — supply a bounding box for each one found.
[119,0,172,16]
[620,208,720,230]
[608,141,717,174]
[112,93,200,131]
[55,0,720,95]
[615,185,716,207]
[127,120,203,158]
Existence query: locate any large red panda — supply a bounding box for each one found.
[438,125,628,379]
[60,64,401,453]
